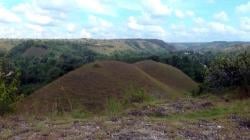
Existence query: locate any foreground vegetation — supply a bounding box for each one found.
[0,95,249,139]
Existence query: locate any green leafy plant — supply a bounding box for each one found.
[204,52,250,95]
[123,86,153,105]
[0,58,20,115]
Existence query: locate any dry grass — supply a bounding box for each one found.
[16,60,198,115]
[22,47,48,57]
[136,60,198,92]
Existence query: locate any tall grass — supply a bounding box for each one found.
[106,85,154,116]
[106,97,123,116]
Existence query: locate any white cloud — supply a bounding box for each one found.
[76,0,114,16]
[175,10,185,18]
[209,22,227,32]
[0,5,21,23]
[143,0,172,16]
[192,27,209,34]
[175,10,195,18]
[209,22,237,34]
[127,16,167,38]
[236,1,250,13]
[128,16,144,30]
[147,25,166,34]
[77,15,114,38]
[26,23,44,33]
[66,23,76,33]
[214,11,229,22]
[35,0,72,12]
[85,15,113,35]
[194,17,206,25]
[80,29,91,38]
[27,13,53,26]
[240,17,250,31]
[13,2,58,26]
[88,15,112,29]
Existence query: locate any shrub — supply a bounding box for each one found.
[0,58,20,115]
[105,86,153,116]
[123,86,153,105]
[204,52,250,95]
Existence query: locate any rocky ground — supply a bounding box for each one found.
[0,97,249,140]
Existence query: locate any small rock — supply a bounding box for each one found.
[217,125,222,129]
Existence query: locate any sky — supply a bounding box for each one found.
[0,0,250,42]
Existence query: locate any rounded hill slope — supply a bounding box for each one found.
[17,60,197,114]
[135,60,198,92]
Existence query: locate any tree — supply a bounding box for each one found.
[204,52,250,95]
[0,57,20,115]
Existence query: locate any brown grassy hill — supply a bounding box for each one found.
[135,60,198,92]
[17,61,197,114]
[22,47,48,57]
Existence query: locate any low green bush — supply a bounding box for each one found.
[123,86,153,105]
[105,86,154,116]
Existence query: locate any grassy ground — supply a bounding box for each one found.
[1,94,249,139]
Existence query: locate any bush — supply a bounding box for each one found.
[123,86,153,105]
[204,52,250,95]
[0,58,20,115]
[105,86,153,116]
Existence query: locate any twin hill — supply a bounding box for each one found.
[17,60,198,114]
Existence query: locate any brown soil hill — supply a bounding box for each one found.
[17,61,197,114]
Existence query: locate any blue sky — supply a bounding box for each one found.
[0,0,250,42]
